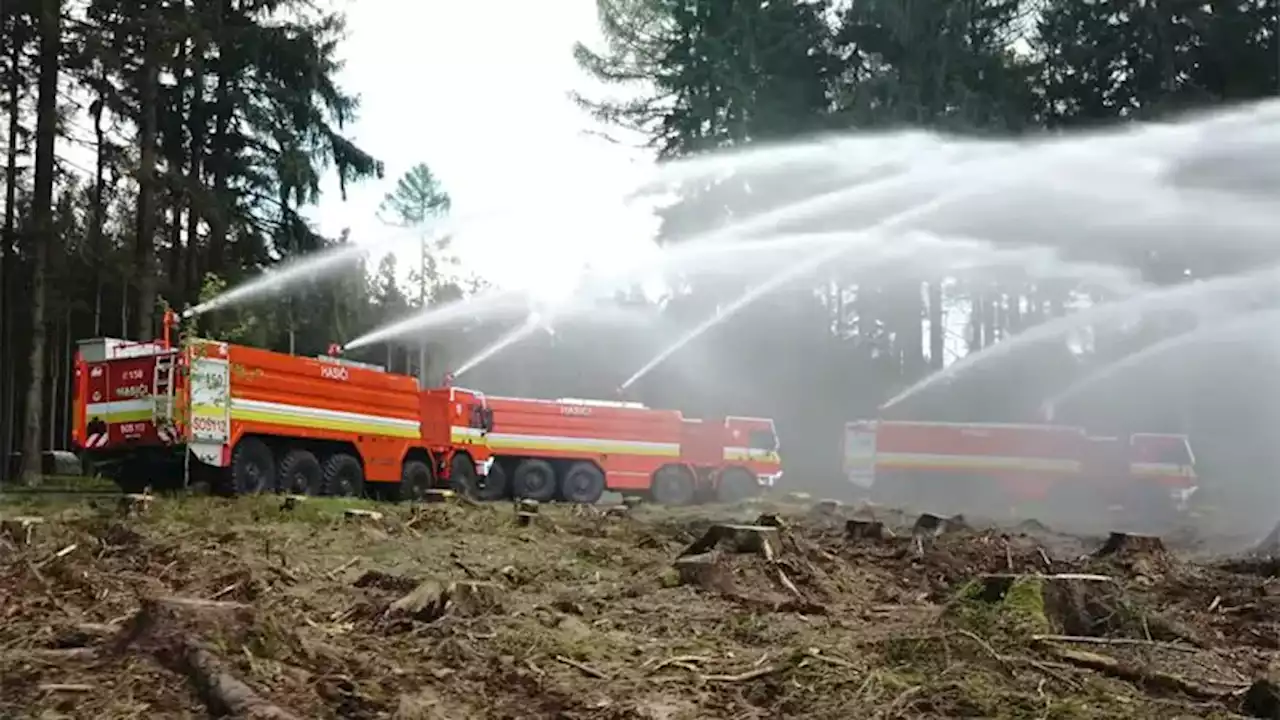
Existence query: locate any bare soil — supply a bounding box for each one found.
[1,493,1278,719]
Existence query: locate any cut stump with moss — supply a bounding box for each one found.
[947,573,1126,637]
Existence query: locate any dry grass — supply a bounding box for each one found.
[0,493,1276,719]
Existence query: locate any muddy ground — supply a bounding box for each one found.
[1,492,1279,719]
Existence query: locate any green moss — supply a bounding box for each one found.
[1002,576,1050,634]
[946,575,1049,637]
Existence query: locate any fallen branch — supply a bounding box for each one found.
[953,628,1015,677]
[325,557,360,580]
[181,643,300,719]
[647,655,711,674]
[554,654,607,679]
[1035,643,1245,699]
[38,683,94,693]
[1032,634,1199,653]
[702,665,779,683]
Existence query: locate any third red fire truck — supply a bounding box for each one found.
[843,419,1197,526]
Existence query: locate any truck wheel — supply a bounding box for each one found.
[717,467,758,504]
[399,459,434,501]
[278,449,322,495]
[230,437,276,495]
[474,461,509,502]
[651,466,694,506]
[513,459,556,502]
[560,462,605,504]
[321,453,364,497]
[448,453,480,497]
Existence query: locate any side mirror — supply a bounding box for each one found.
[483,408,495,432]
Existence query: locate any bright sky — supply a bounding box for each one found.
[305,0,663,302]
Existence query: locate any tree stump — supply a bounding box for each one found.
[516,498,540,527]
[673,551,735,592]
[603,505,630,519]
[343,508,383,522]
[811,499,842,516]
[422,489,455,504]
[755,513,785,528]
[118,494,154,516]
[913,512,967,537]
[1241,678,1280,718]
[680,524,780,558]
[279,495,306,512]
[845,518,885,541]
[950,573,1124,636]
[1,516,43,544]
[1094,532,1166,559]
[622,496,644,509]
[385,579,502,622]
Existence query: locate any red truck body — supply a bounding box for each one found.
[477,397,782,504]
[69,314,782,505]
[843,419,1196,522]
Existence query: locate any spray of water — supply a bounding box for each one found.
[343,287,533,350]
[183,222,450,318]
[883,262,1280,409]
[1043,306,1280,417]
[453,313,546,378]
[617,187,978,391]
[642,99,1280,198]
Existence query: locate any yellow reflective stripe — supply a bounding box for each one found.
[85,400,153,423]
[876,452,1080,473]
[723,446,781,463]
[483,431,679,457]
[230,398,420,439]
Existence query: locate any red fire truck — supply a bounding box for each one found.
[467,396,782,505]
[70,311,783,504]
[842,419,1197,526]
[73,310,494,498]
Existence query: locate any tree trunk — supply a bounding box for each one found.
[90,87,107,335]
[207,0,233,276]
[928,279,944,370]
[185,10,207,303]
[166,37,189,307]
[134,8,162,340]
[21,0,62,485]
[1,17,21,482]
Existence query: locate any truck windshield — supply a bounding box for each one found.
[748,429,778,452]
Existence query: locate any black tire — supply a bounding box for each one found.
[399,459,434,501]
[474,460,510,502]
[449,453,478,497]
[560,462,605,504]
[321,453,364,497]
[513,459,557,502]
[278,449,323,495]
[651,466,695,506]
[717,467,759,504]
[230,437,276,495]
